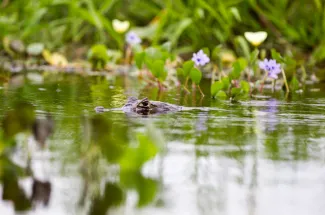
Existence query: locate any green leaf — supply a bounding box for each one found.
[120,171,157,207]
[161,41,172,52]
[240,80,250,93]
[145,47,162,60]
[211,81,224,97]
[230,7,241,21]
[221,76,230,90]
[189,68,202,85]
[290,76,300,91]
[271,49,284,63]
[235,36,250,59]
[160,50,170,62]
[151,60,167,81]
[145,59,154,71]
[249,49,259,63]
[182,60,194,77]
[211,45,222,61]
[158,69,168,82]
[164,18,192,46]
[135,52,146,69]
[102,183,124,207]
[231,87,242,97]
[137,176,157,207]
[230,58,247,80]
[176,68,184,76]
[230,61,242,79]
[237,57,248,70]
[216,90,227,99]
[284,56,296,70]
[119,133,158,171]
[201,47,210,57]
[88,44,109,61]
[87,44,109,69]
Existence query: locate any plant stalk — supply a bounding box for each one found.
[198,85,205,97]
[281,69,290,92]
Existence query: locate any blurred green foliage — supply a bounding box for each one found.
[1,0,325,61]
[0,93,160,213]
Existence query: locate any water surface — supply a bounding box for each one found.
[0,72,325,215]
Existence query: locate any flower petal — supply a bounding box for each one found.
[244,31,268,46]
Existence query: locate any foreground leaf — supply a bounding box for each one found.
[190,68,202,85]
[182,60,194,77]
[211,81,223,97]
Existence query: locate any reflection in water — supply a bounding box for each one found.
[32,114,54,148]
[263,99,279,132]
[0,103,53,213]
[256,99,279,132]
[31,179,51,206]
[1,74,325,215]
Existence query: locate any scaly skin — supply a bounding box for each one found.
[122,97,181,115]
[95,97,182,115]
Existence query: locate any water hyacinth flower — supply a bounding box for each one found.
[244,31,267,46]
[112,19,130,33]
[259,59,281,79]
[125,31,142,46]
[192,50,210,66]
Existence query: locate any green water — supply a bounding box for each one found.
[1,72,325,215]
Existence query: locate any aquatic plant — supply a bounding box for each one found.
[244,31,268,47]
[87,44,109,70]
[112,19,130,33]
[259,59,281,79]
[192,50,210,66]
[211,76,250,100]
[179,49,211,96]
[133,43,174,89]
[259,56,290,92]
[125,31,142,46]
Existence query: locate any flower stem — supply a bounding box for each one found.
[157,80,164,91]
[197,85,205,97]
[183,77,190,93]
[125,45,132,65]
[183,86,190,94]
[184,76,189,88]
[259,74,267,93]
[211,65,217,84]
[281,69,290,92]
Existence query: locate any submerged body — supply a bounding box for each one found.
[95,97,182,115]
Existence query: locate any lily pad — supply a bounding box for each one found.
[42,50,68,67]
[3,37,25,57]
[10,39,25,54]
[27,43,44,56]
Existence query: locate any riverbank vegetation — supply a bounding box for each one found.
[1,1,325,98]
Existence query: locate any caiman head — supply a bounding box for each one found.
[133,97,157,115]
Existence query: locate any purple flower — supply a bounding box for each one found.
[125,31,141,45]
[259,59,281,79]
[192,50,210,66]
